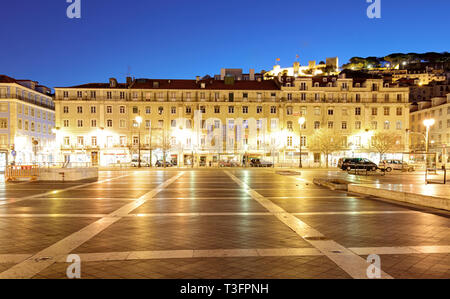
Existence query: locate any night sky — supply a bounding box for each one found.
[1,0,449,88]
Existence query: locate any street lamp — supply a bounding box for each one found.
[135,116,143,168]
[298,117,306,168]
[423,118,435,153]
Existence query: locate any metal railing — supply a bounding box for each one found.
[5,165,39,181]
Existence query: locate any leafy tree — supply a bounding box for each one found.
[370,132,403,161]
[308,129,344,168]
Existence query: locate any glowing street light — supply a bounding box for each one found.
[298,117,306,168]
[423,119,435,153]
[135,116,143,168]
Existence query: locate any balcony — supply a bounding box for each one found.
[0,94,54,110]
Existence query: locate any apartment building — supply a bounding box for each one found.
[410,94,450,165]
[0,75,56,170]
[54,75,410,167]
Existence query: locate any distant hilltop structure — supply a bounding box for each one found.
[263,57,339,79]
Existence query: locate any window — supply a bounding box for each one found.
[119,106,125,114]
[133,136,139,145]
[342,121,347,130]
[63,91,68,98]
[120,136,127,146]
[355,121,361,130]
[286,106,293,115]
[328,108,334,115]
[107,92,112,99]
[119,119,126,128]
[214,106,220,114]
[257,106,262,113]
[228,106,234,114]
[64,137,70,146]
[271,119,278,130]
[77,136,84,146]
[63,106,69,113]
[77,120,83,127]
[186,106,192,114]
[200,106,206,113]
[287,136,293,147]
[214,120,220,129]
[270,106,276,114]
[145,120,151,128]
[314,107,320,116]
[18,119,22,130]
[355,107,361,115]
[328,121,334,129]
[77,91,82,98]
[397,94,403,102]
[384,107,390,116]
[243,106,249,114]
[287,121,293,130]
[90,91,96,99]
[91,119,97,127]
[76,106,82,114]
[287,93,292,101]
[228,120,234,129]
[396,121,402,130]
[396,107,402,116]
[171,107,177,114]
[120,92,125,100]
[300,93,306,102]
[300,136,307,147]
[356,94,361,103]
[158,107,164,115]
[91,137,97,147]
[107,119,113,127]
[0,119,7,129]
[91,106,96,114]
[384,121,390,130]
[342,108,348,116]
[371,121,378,130]
[145,106,151,114]
[372,108,378,116]
[171,120,177,128]
[314,121,320,129]
[133,106,138,114]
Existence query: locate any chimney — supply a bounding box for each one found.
[196,76,200,83]
[126,77,132,86]
[220,68,226,80]
[109,78,118,88]
[249,69,255,81]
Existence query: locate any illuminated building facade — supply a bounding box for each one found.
[409,94,450,166]
[54,75,410,167]
[0,75,56,170]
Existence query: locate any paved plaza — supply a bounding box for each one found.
[0,169,448,279]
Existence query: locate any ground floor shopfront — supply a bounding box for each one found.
[57,147,408,168]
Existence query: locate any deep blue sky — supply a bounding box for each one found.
[1,0,449,89]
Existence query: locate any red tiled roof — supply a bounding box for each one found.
[59,79,281,91]
[0,75,17,84]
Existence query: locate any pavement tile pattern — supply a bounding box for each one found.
[0,169,448,279]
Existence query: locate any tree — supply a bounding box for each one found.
[370,132,402,161]
[308,129,344,168]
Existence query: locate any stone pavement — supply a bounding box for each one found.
[0,169,448,279]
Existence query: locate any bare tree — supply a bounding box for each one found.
[156,131,175,168]
[308,129,344,168]
[370,132,402,161]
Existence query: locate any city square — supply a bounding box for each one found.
[0,168,448,279]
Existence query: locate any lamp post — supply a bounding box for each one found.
[423,119,435,153]
[135,116,143,168]
[298,117,306,168]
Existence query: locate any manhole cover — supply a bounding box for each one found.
[304,236,329,241]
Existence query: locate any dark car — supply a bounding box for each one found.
[339,158,377,171]
[155,160,172,167]
[249,158,273,168]
[219,161,239,167]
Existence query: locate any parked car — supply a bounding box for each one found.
[379,160,415,172]
[339,158,377,171]
[131,159,150,167]
[155,160,173,167]
[219,161,239,167]
[249,158,273,168]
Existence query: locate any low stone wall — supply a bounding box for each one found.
[348,184,450,211]
[38,167,99,181]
